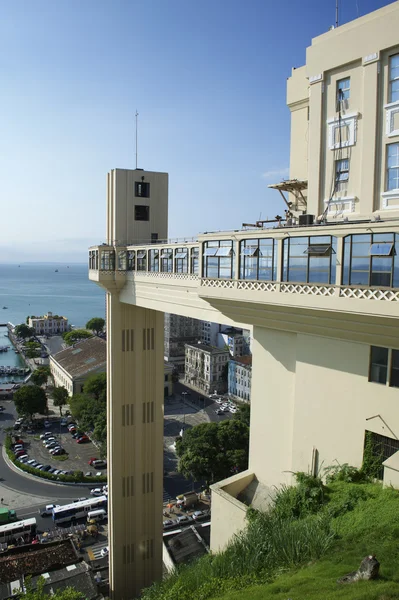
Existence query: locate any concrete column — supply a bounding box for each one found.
[360,61,379,214]
[307,82,324,217]
[107,292,164,599]
[249,326,297,486]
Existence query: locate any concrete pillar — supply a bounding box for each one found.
[106,292,164,599]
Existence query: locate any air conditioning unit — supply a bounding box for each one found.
[298,214,314,226]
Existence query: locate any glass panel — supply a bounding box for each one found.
[390,350,399,388]
[350,271,369,286]
[241,247,257,257]
[204,248,218,256]
[308,271,330,284]
[206,258,218,278]
[388,169,399,191]
[371,256,393,271]
[342,238,351,285]
[219,258,232,279]
[370,272,391,287]
[391,80,399,102]
[287,269,307,283]
[351,242,371,257]
[305,245,331,255]
[373,233,394,242]
[351,234,371,243]
[351,257,370,271]
[216,247,232,257]
[369,346,388,385]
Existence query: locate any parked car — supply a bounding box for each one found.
[43,437,56,446]
[15,450,27,458]
[222,406,230,412]
[73,432,85,439]
[0,406,4,412]
[16,455,28,462]
[14,444,24,451]
[77,436,89,444]
[35,464,44,470]
[44,421,50,428]
[100,546,109,557]
[67,424,76,430]
[229,407,237,414]
[215,398,223,404]
[192,510,210,521]
[48,467,58,474]
[51,448,65,455]
[40,432,53,440]
[41,465,52,472]
[92,460,107,468]
[88,457,99,466]
[60,418,68,426]
[163,519,177,530]
[45,442,58,449]
[176,515,192,525]
[49,446,62,453]
[215,409,223,415]
[26,459,36,465]
[90,488,104,496]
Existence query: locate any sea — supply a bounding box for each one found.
[0,263,105,329]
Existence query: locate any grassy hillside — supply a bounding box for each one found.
[142,472,399,600]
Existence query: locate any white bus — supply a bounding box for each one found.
[52,497,107,524]
[0,518,37,543]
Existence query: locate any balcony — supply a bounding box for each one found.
[89,221,399,321]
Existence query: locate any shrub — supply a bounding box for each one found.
[324,462,369,484]
[273,472,326,519]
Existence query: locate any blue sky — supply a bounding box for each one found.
[0,0,395,262]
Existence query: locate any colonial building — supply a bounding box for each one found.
[28,312,68,335]
[50,336,106,396]
[88,3,399,597]
[184,343,230,395]
[164,313,201,372]
[228,355,252,402]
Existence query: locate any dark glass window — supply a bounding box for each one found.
[117,250,127,270]
[135,205,149,221]
[282,236,337,284]
[191,247,199,274]
[390,349,399,389]
[149,249,159,272]
[364,431,399,480]
[175,248,188,273]
[369,346,388,385]
[151,233,158,242]
[137,250,147,271]
[239,239,277,281]
[135,181,150,198]
[342,233,397,288]
[127,251,135,271]
[100,250,115,271]
[203,241,234,279]
[161,249,173,272]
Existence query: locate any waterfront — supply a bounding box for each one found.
[0,326,27,383]
[0,262,105,328]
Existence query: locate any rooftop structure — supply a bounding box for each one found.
[50,336,106,396]
[89,3,399,598]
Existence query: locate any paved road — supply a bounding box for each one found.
[41,335,65,356]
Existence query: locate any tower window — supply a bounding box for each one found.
[135,182,150,198]
[337,77,350,103]
[135,205,150,221]
[389,54,399,103]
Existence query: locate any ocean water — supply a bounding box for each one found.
[0,263,105,329]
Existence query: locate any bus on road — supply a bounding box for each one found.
[0,518,37,543]
[52,497,107,525]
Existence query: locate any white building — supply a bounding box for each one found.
[184,343,229,395]
[28,312,68,336]
[200,321,221,346]
[218,327,249,358]
[228,356,252,403]
[164,313,201,372]
[50,336,106,396]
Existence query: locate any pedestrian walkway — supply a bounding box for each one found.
[87,541,108,560]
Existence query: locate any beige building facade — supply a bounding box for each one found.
[184,343,229,395]
[89,4,399,598]
[28,312,68,335]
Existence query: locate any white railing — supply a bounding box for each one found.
[237,280,278,293]
[339,287,399,301]
[280,283,336,297]
[132,271,199,281]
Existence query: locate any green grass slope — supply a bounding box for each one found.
[142,477,399,600]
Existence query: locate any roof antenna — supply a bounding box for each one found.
[335,0,339,28]
[135,110,139,169]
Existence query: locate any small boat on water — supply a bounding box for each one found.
[14,350,19,354]
[2,307,7,309]
[55,269,59,273]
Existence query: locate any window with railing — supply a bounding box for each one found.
[239,238,277,281]
[149,249,159,272]
[282,236,337,284]
[137,250,147,271]
[117,250,127,271]
[203,241,235,279]
[100,250,115,271]
[174,248,188,273]
[127,251,135,271]
[191,247,199,274]
[342,233,399,288]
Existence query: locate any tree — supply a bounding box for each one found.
[176,419,250,485]
[233,404,250,427]
[22,577,84,599]
[62,329,92,346]
[52,386,69,416]
[31,366,51,387]
[14,385,47,419]
[86,317,105,335]
[83,372,106,401]
[14,323,34,339]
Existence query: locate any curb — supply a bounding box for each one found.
[2,446,105,488]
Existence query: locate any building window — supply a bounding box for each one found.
[174,248,188,273]
[369,346,388,384]
[151,233,158,242]
[160,249,173,272]
[342,233,399,288]
[364,431,399,480]
[117,250,127,271]
[389,54,399,103]
[135,205,150,221]
[240,238,277,281]
[100,250,115,271]
[369,346,399,388]
[282,236,337,284]
[149,249,159,272]
[387,144,399,191]
[335,158,349,192]
[337,77,350,104]
[137,250,147,271]
[203,240,235,279]
[135,181,150,198]
[127,251,135,271]
[190,247,199,274]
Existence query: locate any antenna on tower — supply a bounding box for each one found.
[335,0,339,28]
[135,110,139,169]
